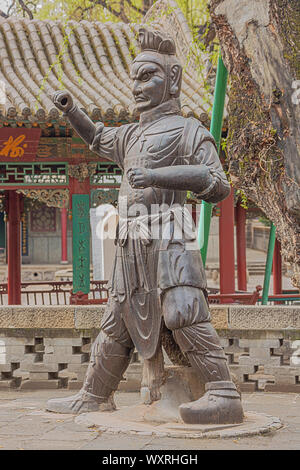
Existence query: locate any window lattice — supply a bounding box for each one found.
[90,162,122,187]
[0,163,68,186]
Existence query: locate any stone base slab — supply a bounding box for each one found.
[75,407,282,439]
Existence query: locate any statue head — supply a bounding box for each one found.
[130,27,182,113]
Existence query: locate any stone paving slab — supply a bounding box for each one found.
[0,390,298,450]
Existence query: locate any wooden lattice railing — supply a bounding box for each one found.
[0,281,108,306]
[0,282,298,306]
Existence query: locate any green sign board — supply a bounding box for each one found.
[72,194,90,294]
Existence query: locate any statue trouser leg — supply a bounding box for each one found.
[46,298,134,414]
[162,286,243,424]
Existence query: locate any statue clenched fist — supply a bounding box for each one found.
[51,90,95,145]
[52,90,74,113]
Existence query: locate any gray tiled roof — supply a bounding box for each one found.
[0,16,213,123]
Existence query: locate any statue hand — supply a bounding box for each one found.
[197,164,212,188]
[127,168,154,189]
[52,90,74,113]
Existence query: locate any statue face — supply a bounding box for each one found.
[131,52,168,113]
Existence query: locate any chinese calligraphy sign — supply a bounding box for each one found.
[0,129,41,161]
[72,194,90,294]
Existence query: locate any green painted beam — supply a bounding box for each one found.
[262,222,276,305]
[198,53,228,266]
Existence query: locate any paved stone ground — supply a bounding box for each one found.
[0,390,299,450]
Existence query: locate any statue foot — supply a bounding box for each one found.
[179,381,244,425]
[46,390,115,415]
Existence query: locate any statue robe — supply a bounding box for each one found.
[90,99,230,359]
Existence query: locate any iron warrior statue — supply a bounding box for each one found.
[47,27,243,424]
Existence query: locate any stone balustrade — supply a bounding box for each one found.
[0,305,300,393]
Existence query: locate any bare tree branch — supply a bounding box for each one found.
[119,0,130,22]
[78,0,126,21]
[18,0,34,19]
[126,0,144,15]
[77,0,152,23]
[7,0,16,16]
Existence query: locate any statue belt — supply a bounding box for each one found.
[117,206,196,247]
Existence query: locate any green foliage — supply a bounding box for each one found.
[6,0,147,22]
[8,0,213,34]
[220,137,228,151]
[258,215,271,227]
[235,189,248,210]
[177,0,209,34]
[36,0,144,23]
[180,0,219,68]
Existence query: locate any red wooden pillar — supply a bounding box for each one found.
[273,239,282,295]
[61,205,68,264]
[236,202,247,291]
[219,189,235,302]
[7,191,21,305]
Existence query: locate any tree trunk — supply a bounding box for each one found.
[210,0,300,287]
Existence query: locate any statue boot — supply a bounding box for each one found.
[46,330,133,414]
[179,380,243,424]
[172,320,244,425]
[45,389,112,414]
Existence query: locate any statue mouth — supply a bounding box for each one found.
[135,96,147,103]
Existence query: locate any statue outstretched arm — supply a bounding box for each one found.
[128,140,231,203]
[52,91,127,167]
[52,91,96,145]
[128,164,214,192]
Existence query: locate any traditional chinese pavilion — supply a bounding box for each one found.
[0,6,219,305]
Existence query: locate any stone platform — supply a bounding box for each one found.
[75,365,282,440]
[76,406,282,439]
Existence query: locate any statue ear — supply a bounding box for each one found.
[169,64,182,97]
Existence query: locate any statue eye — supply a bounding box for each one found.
[141,72,152,81]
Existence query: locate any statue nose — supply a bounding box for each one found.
[133,82,142,96]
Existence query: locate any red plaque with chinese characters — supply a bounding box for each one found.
[0,128,41,161]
